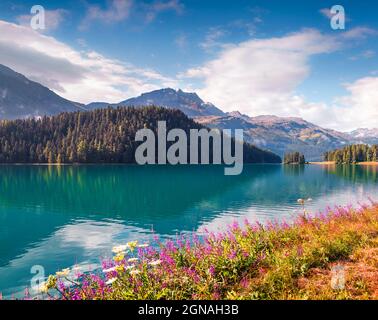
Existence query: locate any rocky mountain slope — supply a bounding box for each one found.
[0,64,83,119]
[86,88,225,117]
[195,113,374,161]
[0,64,376,160]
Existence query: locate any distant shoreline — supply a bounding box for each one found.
[310,161,378,166]
[0,163,282,166]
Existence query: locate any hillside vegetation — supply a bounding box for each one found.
[324,144,378,164]
[0,106,281,164]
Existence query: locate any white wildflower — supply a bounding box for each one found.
[149,260,162,266]
[103,266,117,273]
[105,278,117,285]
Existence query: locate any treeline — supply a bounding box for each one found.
[324,144,378,164]
[0,106,281,164]
[283,152,305,164]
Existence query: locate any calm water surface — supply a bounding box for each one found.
[0,164,377,297]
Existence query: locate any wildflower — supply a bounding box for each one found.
[126,265,135,270]
[231,220,239,231]
[39,283,49,294]
[259,267,267,275]
[212,292,221,300]
[161,252,175,266]
[46,275,57,289]
[40,275,57,293]
[115,265,125,273]
[149,259,162,266]
[228,250,237,260]
[103,266,117,273]
[24,288,30,299]
[137,243,149,248]
[127,241,138,252]
[105,278,117,285]
[56,268,70,277]
[112,245,128,254]
[130,270,140,276]
[114,253,125,263]
[240,277,250,288]
[209,265,216,277]
[128,258,139,263]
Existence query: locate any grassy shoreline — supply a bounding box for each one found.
[38,202,378,300]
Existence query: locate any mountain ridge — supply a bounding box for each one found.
[0,64,377,160]
[86,88,225,117]
[0,64,84,119]
[195,112,377,161]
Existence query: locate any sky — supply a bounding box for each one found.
[0,0,377,131]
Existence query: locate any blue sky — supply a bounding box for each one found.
[0,0,377,130]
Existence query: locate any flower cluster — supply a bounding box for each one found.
[37,201,378,300]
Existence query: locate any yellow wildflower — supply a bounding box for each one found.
[39,283,49,294]
[127,241,138,252]
[56,268,70,277]
[114,253,125,263]
[42,275,57,291]
[115,265,125,273]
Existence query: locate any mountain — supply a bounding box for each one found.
[0,64,376,160]
[85,102,110,110]
[86,88,225,118]
[0,64,84,119]
[195,113,357,161]
[85,89,377,160]
[0,106,281,164]
[349,128,378,145]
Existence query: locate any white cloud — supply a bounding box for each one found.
[145,0,184,23]
[200,27,229,51]
[332,77,378,131]
[80,0,133,30]
[183,29,338,114]
[341,27,378,40]
[182,28,378,131]
[79,0,183,28]
[319,8,334,19]
[349,49,376,61]
[1,16,377,131]
[0,20,178,104]
[16,8,68,31]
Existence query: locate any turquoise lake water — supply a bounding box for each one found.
[0,164,377,297]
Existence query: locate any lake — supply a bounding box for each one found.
[0,164,377,298]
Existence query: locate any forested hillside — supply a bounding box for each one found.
[324,144,378,164]
[0,106,281,164]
